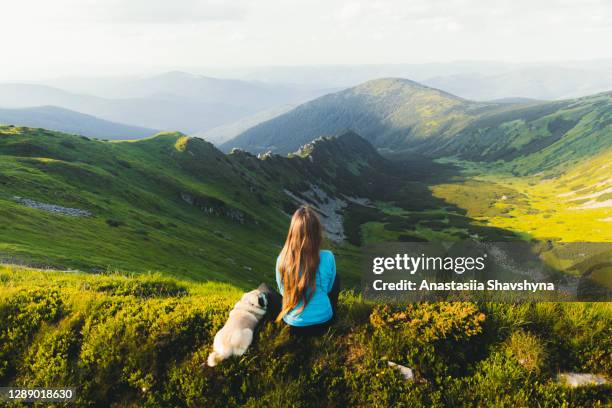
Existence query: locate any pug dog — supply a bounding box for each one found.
[207,289,268,367]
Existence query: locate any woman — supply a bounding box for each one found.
[265,205,340,336]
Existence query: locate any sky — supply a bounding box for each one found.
[1,0,611,80]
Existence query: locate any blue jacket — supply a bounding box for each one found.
[275,250,336,326]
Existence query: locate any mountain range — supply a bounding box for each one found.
[3,66,611,148]
[0,106,157,140]
[222,78,495,154]
[223,78,612,174]
[1,73,610,281]
[203,61,612,100]
[3,120,609,284]
[422,65,612,101]
[0,82,245,133]
[0,72,330,134]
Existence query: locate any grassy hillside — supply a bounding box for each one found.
[0,126,405,286]
[222,78,502,154]
[0,126,279,284]
[0,106,158,140]
[1,264,610,407]
[438,91,612,174]
[2,124,607,286]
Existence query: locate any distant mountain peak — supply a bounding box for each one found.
[352,77,467,101]
[0,105,157,140]
[358,77,427,88]
[222,77,480,154]
[157,70,197,77]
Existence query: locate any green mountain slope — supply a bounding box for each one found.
[0,126,394,285]
[223,79,612,175]
[222,78,502,154]
[0,125,542,285]
[1,121,607,288]
[0,106,158,140]
[433,148,612,243]
[436,91,612,174]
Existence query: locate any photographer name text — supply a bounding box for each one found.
[372,279,555,292]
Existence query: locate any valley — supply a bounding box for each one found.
[1,117,609,289]
[432,150,612,243]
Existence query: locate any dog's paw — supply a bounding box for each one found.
[207,352,220,367]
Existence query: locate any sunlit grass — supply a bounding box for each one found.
[431,149,612,242]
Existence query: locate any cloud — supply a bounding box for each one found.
[18,0,250,23]
[2,0,612,81]
[101,0,249,23]
[337,3,365,24]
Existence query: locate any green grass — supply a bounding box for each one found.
[440,91,612,175]
[0,264,610,407]
[432,149,612,243]
[0,127,384,288]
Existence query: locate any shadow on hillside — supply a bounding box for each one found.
[343,152,523,246]
[342,152,611,300]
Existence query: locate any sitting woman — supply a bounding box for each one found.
[267,205,340,336]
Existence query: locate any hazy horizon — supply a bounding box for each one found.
[9,58,612,82]
[2,0,612,82]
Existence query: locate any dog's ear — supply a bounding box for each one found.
[258,293,268,308]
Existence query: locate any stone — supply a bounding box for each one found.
[387,361,415,381]
[14,196,91,217]
[557,373,609,388]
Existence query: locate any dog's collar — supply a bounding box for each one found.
[234,301,266,316]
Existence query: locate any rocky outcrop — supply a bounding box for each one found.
[14,196,91,217]
[284,184,371,243]
[387,361,415,381]
[180,192,248,224]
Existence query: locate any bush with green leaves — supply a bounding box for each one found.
[0,265,610,407]
[0,288,63,382]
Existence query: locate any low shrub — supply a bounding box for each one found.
[0,266,609,407]
[106,219,123,227]
[0,289,63,382]
[504,330,548,374]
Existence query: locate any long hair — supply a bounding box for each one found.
[276,205,323,322]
